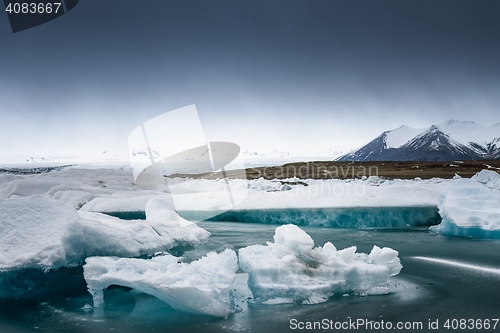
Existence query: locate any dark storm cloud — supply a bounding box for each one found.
[1,0,500,155]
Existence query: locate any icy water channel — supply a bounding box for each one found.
[1,222,500,333]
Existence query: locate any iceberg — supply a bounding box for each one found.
[0,196,86,299]
[430,170,500,239]
[238,224,402,305]
[0,196,209,271]
[0,196,84,270]
[0,195,209,299]
[83,249,238,318]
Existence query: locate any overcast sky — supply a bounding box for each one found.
[1,0,500,158]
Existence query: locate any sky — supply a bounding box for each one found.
[1,0,500,160]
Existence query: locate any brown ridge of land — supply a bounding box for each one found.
[242,160,500,180]
[172,160,500,180]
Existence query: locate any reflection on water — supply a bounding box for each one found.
[1,222,500,333]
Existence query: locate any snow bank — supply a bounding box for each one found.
[238,225,402,304]
[84,249,238,317]
[430,170,500,239]
[0,167,447,228]
[175,177,446,227]
[173,178,446,211]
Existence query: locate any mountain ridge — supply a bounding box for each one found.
[338,120,500,161]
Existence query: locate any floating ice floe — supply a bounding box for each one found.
[83,249,238,318]
[430,170,500,239]
[238,224,402,305]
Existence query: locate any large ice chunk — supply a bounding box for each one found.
[0,195,210,299]
[83,249,238,317]
[430,170,500,239]
[0,196,84,270]
[238,224,402,304]
[79,198,210,258]
[471,169,500,190]
[0,196,210,271]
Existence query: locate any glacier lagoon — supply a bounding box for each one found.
[1,221,500,333]
[1,167,500,332]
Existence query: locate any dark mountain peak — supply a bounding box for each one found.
[402,126,451,151]
[427,125,442,133]
[336,132,391,161]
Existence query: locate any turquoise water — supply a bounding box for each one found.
[105,206,442,228]
[1,221,499,333]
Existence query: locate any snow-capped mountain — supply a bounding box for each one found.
[335,125,425,161]
[338,120,500,161]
